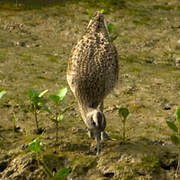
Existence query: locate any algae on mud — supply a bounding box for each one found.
[0,0,180,179]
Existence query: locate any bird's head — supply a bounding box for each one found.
[87,11,109,38]
[85,109,106,155]
[85,109,106,138]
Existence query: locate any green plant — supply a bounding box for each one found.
[27,89,50,133]
[11,112,17,134]
[166,107,180,176]
[0,90,6,100]
[29,137,43,163]
[49,88,67,143]
[118,107,130,142]
[29,137,70,179]
[107,23,118,41]
[29,136,53,177]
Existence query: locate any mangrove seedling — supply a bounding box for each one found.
[10,112,18,134]
[28,136,53,178]
[118,106,130,142]
[49,88,67,143]
[166,107,180,176]
[29,137,43,166]
[29,137,70,179]
[0,90,6,100]
[27,89,50,134]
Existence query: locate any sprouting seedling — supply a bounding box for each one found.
[87,9,93,20]
[166,107,180,176]
[27,89,50,133]
[0,90,6,100]
[11,112,17,134]
[118,107,130,142]
[28,136,53,177]
[107,23,114,34]
[28,136,69,179]
[49,88,67,143]
[51,114,64,144]
[29,137,43,166]
[107,23,118,41]
[29,137,43,154]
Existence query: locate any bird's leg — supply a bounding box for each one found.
[95,131,101,156]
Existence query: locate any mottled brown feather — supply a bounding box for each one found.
[67,11,118,120]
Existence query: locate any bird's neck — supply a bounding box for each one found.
[78,103,96,121]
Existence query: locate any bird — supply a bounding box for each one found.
[67,11,118,155]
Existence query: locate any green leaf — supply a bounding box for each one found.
[38,102,51,114]
[56,88,67,101]
[54,168,70,180]
[27,89,50,113]
[57,114,64,122]
[39,89,48,97]
[166,121,178,132]
[107,23,114,34]
[49,95,60,103]
[87,9,93,20]
[27,89,38,98]
[27,90,39,104]
[176,107,180,123]
[0,90,6,99]
[11,113,16,122]
[28,138,42,153]
[100,9,104,14]
[32,96,42,106]
[170,135,180,147]
[118,107,129,120]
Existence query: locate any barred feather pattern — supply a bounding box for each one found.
[67,11,118,117]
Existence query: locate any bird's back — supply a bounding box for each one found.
[67,12,118,109]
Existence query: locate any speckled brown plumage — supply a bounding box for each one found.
[67,11,118,155]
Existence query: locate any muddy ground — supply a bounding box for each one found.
[0,0,180,179]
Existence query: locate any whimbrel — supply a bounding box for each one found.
[67,11,118,155]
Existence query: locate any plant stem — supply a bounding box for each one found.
[123,118,126,142]
[56,122,58,143]
[176,123,180,177]
[55,104,59,144]
[12,113,16,134]
[13,119,16,132]
[34,105,39,130]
